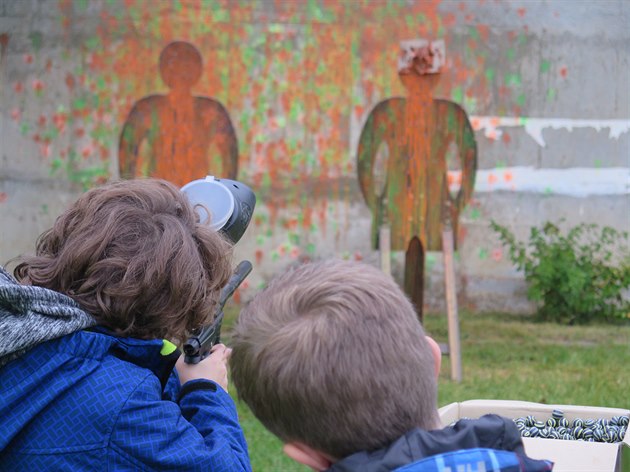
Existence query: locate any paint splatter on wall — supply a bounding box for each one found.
[2,0,628,282]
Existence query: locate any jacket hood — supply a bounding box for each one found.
[0,266,96,367]
[328,415,527,472]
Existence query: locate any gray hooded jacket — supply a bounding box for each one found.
[0,266,96,368]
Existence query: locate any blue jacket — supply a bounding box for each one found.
[0,329,251,471]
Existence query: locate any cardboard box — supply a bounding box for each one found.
[439,400,630,472]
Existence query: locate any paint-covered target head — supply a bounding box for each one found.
[159,41,203,89]
[398,39,445,75]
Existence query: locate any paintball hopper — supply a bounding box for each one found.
[181,176,256,243]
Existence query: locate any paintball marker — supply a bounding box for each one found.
[181,176,256,364]
[183,260,252,364]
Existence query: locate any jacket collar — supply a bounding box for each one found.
[328,414,525,472]
[83,327,180,390]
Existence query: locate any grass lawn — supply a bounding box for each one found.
[222,308,630,471]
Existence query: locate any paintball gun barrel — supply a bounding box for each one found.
[183,260,252,364]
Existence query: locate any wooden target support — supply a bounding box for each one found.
[441,204,462,382]
[378,215,462,382]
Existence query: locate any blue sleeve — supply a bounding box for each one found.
[110,374,251,472]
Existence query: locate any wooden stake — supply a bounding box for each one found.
[379,225,391,276]
[442,208,462,382]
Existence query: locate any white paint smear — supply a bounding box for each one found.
[470,116,630,147]
[448,167,629,197]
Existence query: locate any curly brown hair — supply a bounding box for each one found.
[14,178,232,343]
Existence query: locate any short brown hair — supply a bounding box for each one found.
[14,178,232,342]
[230,259,438,459]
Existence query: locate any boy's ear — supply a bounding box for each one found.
[425,335,442,377]
[283,442,333,471]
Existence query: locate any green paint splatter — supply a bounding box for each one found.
[505,74,521,86]
[594,159,602,168]
[306,243,316,254]
[212,8,229,22]
[51,158,63,172]
[468,26,480,41]
[271,250,280,261]
[485,68,494,81]
[506,48,515,60]
[546,88,556,101]
[478,248,488,260]
[29,32,43,52]
[85,36,101,51]
[469,207,481,220]
[425,253,437,271]
[451,86,463,103]
[540,60,550,73]
[73,97,87,110]
[516,93,526,107]
[256,235,265,245]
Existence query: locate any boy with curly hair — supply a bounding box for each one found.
[0,178,251,471]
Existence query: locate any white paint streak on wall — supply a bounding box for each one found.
[448,167,630,197]
[470,116,630,147]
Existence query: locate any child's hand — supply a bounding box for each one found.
[176,344,231,392]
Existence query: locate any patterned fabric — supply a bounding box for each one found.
[0,322,251,471]
[394,448,553,472]
[0,266,96,367]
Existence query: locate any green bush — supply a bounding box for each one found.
[491,220,630,324]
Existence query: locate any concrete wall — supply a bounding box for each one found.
[1,0,628,313]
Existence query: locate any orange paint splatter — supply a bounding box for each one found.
[32,79,44,92]
[491,248,503,261]
[559,66,568,78]
[517,8,526,17]
[488,173,498,184]
[477,24,490,42]
[66,73,74,90]
[255,249,264,265]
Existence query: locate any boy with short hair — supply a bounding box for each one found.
[0,178,251,471]
[230,259,552,471]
